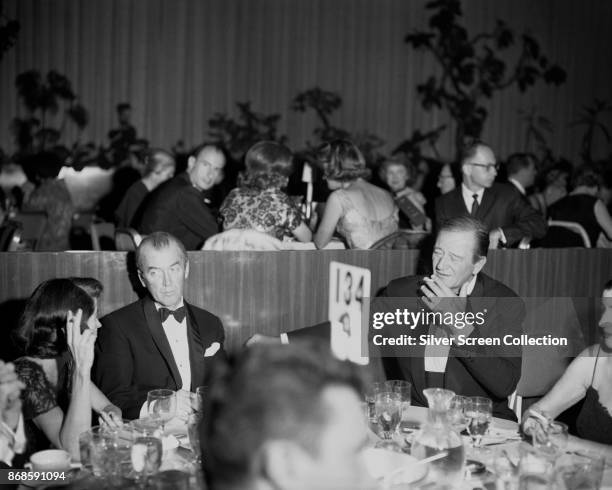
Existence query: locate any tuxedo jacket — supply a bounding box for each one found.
[93,296,226,420]
[136,172,219,250]
[379,273,524,420]
[435,183,547,246]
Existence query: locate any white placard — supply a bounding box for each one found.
[328,261,371,365]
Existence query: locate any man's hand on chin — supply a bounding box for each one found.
[420,275,468,308]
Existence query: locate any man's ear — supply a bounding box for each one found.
[137,270,146,288]
[473,256,487,276]
[259,440,307,489]
[187,156,195,171]
[184,260,190,279]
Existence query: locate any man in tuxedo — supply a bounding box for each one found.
[93,232,226,419]
[137,144,225,250]
[435,140,546,248]
[378,216,524,420]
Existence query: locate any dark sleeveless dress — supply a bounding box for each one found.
[548,194,601,246]
[575,346,612,444]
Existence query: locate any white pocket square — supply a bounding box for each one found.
[204,342,220,357]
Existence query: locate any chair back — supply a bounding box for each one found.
[540,220,592,248]
[0,221,22,251]
[115,228,143,251]
[369,230,430,250]
[90,221,116,250]
[14,211,48,250]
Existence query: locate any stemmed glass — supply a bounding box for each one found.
[448,395,469,434]
[465,397,492,448]
[147,389,177,433]
[374,391,402,440]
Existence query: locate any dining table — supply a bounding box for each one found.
[15,405,612,489]
[377,405,612,489]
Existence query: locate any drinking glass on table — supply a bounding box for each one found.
[374,391,401,439]
[532,421,568,454]
[465,396,492,447]
[147,389,177,432]
[130,420,163,486]
[448,395,469,434]
[364,381,386,423]
[384,380,412,422]
[555,450,605,490]
[195,385,207,413]
[187,413,202,464]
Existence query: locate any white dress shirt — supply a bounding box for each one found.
[424,274,478,373]
[155,300,191,390]
[0,415,25,466]
[461,183,484,213]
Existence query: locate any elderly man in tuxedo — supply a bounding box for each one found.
[379,216,524,420]
[435,139,546,248]
[93,232,225,419]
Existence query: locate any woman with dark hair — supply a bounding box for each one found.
[13,279,120,459]
[523,281,612,445]
[314,140,398,249]
[220,141,312,242]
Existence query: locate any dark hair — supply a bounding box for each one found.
[136,232,187,271]
[238,141,293,190]
[458,138,491,166]
[14,279,95,358]
[572,167,603,190]
[506,153,535,176]
[116,103,131,113]
[142,148,175,177]
[604,280,612,292]
[317,139,371,182]
[201,342,364,490]
[438,216,489,260]
[69,277,104,299]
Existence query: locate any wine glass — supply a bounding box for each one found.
[465,396,492,448]
[533,421,568,454]
[374,391,401,440]
[448,395,469,434]
[147,389,177,433]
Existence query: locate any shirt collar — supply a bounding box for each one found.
[509,178,526,195]
[462,183,485,202]
[463,274,478,296]
[154,298,185,312]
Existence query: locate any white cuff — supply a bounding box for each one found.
[280,333,289,345]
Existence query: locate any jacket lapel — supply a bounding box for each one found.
[142,297,181,389]
[476,188,496,221]
[186,303,205,391]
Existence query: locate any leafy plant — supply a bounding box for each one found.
[405,0,566,159]
[292,87,385,165]
[0,1,19,61]
[570,99,612,163]
[208,101,287,160]
[10,70,89,159]
[393,125,447,171]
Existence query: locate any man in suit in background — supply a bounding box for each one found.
[379,216,524,420]
[137,144,225,250]
[435,139,546,248]
[506,153,537,197]
[93,232,226,419]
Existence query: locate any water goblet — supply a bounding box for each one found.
[131,429,163,487]
[147,389,177,432]
[374,391,401,440]
[465,396,492,448]
[385,380,412,424]
[532,421,568,454]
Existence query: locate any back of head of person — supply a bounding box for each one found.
[201,342,376,490]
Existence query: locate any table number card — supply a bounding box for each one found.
[328,261,371,365]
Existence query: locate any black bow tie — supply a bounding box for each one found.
[159,306,186,323]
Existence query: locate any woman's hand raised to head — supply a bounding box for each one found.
[67,309,97,374]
